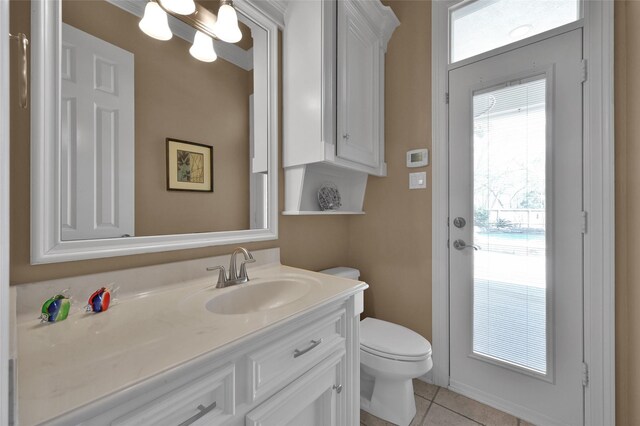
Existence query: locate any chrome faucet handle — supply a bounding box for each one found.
[239,257,256,281]
[206,265,228,288]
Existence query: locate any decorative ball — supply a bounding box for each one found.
[317,182,341,211]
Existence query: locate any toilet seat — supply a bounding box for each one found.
[361,345,430,362]
[360,318,432,361]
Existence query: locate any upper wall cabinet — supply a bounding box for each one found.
[283,0,398,177]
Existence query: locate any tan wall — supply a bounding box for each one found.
[616,1,637,424]
[9,0,350,284]
[62,0,250,236]
[12,1,637,423]
[348,0,432,340]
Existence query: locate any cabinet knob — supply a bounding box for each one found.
[333,384,343,394]
[342,134,350,140]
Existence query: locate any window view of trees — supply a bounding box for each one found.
[473,78,546,234]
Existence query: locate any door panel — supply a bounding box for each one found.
[449,29,583,425]
[245,350,345,426]
[336,0,380,168]
[61,23,135,241]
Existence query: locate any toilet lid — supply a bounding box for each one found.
[360,318,432,360]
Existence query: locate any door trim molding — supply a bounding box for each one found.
[1,0,11,423]
[431,1,615,425]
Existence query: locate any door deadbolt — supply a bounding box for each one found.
[453,217,466,228]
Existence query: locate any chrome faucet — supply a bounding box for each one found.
[206,247,256,288]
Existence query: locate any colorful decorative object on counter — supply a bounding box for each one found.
[85,287,112,313]
[40,294,71,323]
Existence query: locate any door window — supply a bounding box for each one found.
[450,0,580,63]
[472,76,548,374]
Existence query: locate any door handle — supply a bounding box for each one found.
[453,239,480,251]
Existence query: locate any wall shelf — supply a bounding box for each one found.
[282,210,365,216]
[284,162,368,214]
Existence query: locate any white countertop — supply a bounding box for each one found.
[16,263,367,425]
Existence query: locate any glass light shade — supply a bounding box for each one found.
[139,2,172,41]
[213,4,242,43]
[189,31,218,62]
[159,0,196,16]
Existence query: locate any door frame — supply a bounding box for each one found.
[1,1,11,425]
[431,1,615,425]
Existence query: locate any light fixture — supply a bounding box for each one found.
[158,0,196,16]
[190,31,218,62]
[139,0,243,58]
[509,24,532,39]
[213,0,242,44]
[139,1,173,41]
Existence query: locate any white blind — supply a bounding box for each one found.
[472,77,548,374]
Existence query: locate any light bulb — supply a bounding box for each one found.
[158,0,196,16]
[189,31,218,62]
[213,3,242,43]
[139,2,172,41]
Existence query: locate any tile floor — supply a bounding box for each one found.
[360,380,535,426]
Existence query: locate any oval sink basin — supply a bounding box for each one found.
[206,279,312,315]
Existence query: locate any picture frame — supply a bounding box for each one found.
[166,138,213,192]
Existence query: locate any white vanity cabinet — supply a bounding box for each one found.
[46,294,361,426]
[282,0,398,214]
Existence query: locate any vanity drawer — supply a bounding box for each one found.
[247,308,346,402]
[111,363,235,426]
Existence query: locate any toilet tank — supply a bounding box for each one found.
[319,267,360,280]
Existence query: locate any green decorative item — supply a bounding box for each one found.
[40,294,71,323]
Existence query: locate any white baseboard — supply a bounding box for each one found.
[448,379,565,426]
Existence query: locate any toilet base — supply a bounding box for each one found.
[360,371,417,426]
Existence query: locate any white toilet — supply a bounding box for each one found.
[320,267,433,426]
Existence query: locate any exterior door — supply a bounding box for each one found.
[449,29,584,426]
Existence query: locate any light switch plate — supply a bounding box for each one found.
[409,172,427,189]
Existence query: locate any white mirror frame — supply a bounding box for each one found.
[31,0,283,264]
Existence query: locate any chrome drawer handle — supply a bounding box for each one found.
[333,384,343,394]
[293,339,322,358]
[177,401,217,426]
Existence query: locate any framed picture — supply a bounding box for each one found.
[166,138,213,192]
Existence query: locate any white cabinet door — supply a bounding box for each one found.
[246,350,346,426]
[60,23,135,241]
[337,0,381,170]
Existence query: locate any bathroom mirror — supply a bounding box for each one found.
[31,0,282,264]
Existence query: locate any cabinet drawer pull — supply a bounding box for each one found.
[177,401,216,426]
[293,339,322,358]
[333,384,343,394]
